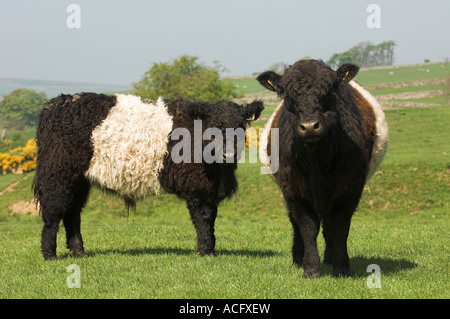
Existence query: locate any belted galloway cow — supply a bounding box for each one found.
[257,59,388,278]
[33,93,263,260]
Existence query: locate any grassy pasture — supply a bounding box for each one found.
[356,62,448,86]
[0,64,449,299]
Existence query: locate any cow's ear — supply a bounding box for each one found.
[257,71,282,92]
[336,63,359,83]
[243,100,264,122]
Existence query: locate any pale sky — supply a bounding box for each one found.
[1,0,449,86]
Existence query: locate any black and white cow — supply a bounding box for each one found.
[33,93,263,260]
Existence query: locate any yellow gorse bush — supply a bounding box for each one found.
[0,139,37,174]
[245,126,260,148]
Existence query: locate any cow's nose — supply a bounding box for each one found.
[299,121,321,135]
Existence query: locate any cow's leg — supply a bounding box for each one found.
[288,211,304,266]
[63,178,90,258]
[187,200,217,256]
[329,197,358,277]
[41,202,62,260]
[288,199,321,278]
[40,185,73,260]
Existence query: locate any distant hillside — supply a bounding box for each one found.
[0,78,131,99]
[229,61,448,113]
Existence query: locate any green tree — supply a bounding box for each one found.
[133,55,241,102]
[327,41,396,68]
[0,89,47,130]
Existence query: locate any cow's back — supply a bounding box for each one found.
[85,95,174,199]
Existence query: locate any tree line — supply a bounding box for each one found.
[327,41,396,68]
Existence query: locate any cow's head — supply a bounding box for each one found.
[189,100,264,163]
[257,59,359,144]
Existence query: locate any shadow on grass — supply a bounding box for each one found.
[61,248,417,278]
[83,247,282,258]
[320,255,418,278]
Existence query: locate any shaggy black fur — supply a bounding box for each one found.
[159,99,263,255]
[257,59,374,278]
[34,93,116,259]
[33,93,263,259]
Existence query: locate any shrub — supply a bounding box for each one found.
[0,89,47,130]
[133,55,241,102]
[0,139,36,174]
[245,126,260,148]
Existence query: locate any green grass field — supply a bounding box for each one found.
[357,63,448,86]
[0,63,449,299]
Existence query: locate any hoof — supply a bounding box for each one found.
[333,268,351,278]
[42,251,57,260]
[71,249,87,258]
[43,255,57,260]
[303,270,321,279]
[199,251,217,257]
